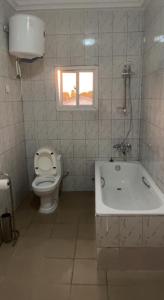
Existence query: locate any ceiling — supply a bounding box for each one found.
[7,0,147,10]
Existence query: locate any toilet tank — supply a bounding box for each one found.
[56,155,63,178]
[9,14,45,59]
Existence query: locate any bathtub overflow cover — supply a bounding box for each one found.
[115,165,121,171]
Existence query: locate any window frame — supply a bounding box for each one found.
[55,66,98,111]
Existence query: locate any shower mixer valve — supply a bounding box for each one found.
[113,142,132,156]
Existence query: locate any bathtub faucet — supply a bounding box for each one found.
[113,142,132,157]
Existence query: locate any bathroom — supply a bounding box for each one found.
[0,0,164,298]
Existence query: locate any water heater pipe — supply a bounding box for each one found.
[16,58,22,79]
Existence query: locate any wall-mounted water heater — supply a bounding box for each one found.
[9,14,45,60]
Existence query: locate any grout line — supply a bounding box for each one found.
[70,218,79,285]
[106,270,110,300]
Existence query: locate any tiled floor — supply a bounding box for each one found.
[0,191,164,299]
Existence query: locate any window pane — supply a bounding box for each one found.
[79,72,93,106]
[62,72,76,106]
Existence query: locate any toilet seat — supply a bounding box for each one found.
[32,175,60,193]
[34,147,57,176]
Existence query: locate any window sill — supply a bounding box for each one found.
[56,105,98,111]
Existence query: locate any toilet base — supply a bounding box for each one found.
[39,201,57,214]
[39,193,59,214]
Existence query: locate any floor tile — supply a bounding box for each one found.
[25,223,53,238]
[13,237,46,258]
[0,278,33,300]
[72,259,106,285]
[108,284,164,300]
[0,244,14,279]
[59,192,94,211]
[55,210,80,224]
[15,210,33,230]
[51,224,78,239]
[107,271,164,285]
[17,193,36,211]
[5,255,41,282]
[3,191,164,300]
[44,238,76,258]
[70,285,108,300]
[32,283,70,300]
[97,248,120,271]
[75,239,97,258]
[79,212,95,224]
[78,223,96,240]
[39,258,73,284]
[31,212,57,224]
[0,243,15,259]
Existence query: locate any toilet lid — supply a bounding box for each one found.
[34,147,57,176]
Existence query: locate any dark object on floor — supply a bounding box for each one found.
[1,212,12,243]
[0,173,19,246]
[0,220,3,246]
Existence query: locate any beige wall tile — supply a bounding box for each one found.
[140,1,164,193]
[143,217,164,247]
[96,216,119,247]
[21,8,143,191]
[120,217,142,247]
[0,0,28,213]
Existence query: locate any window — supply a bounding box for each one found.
[55,66,98,110]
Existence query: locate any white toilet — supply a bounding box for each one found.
[32,147,62,214]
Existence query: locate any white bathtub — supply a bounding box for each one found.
[95,161,164,215]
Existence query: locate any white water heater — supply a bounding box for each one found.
[9,14,45,59]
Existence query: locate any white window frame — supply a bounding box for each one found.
[55,66,98,111]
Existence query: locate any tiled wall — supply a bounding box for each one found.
[22,8,143,191]
[96,215,164,248]
[0,0,28,213]
[140,0,164,192]
[96,215,164,270]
